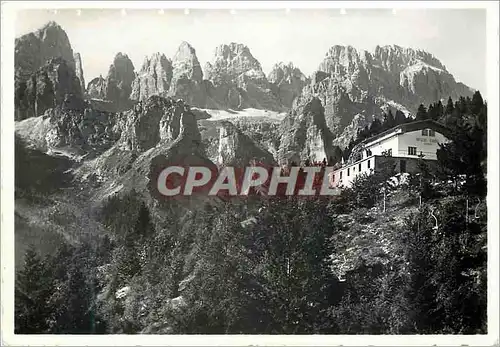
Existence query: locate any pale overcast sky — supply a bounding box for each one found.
[15,8,486,92]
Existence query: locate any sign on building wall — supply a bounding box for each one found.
[416,137,438,145]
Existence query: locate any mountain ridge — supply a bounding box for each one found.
[14,21,475,166]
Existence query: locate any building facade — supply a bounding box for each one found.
[331,120,452,188]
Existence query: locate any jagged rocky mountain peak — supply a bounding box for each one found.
[130,52,173,101]
[373,44,447,71]
[15,20,76,82]
[268,61,308,85]
[172,41,203,81]
[103,52,136,107]
[318,45,369,76]
[326,44,362,57]
[87,75,106,98]
[206,42,263,78]
[119,95,201,152]
[174,41,200,63]
[109,52,135,72]
[215,42,252,57]
[15,56,83,121]
[73,52,86,93]
[145,52,170,65]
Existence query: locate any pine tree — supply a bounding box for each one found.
[350,173,381,208]
[15,245,53,333]
[52,260,94,333]
[369,118,383,135]
[416,104,428,121]
[394,110,407,125]
[471,91,484,116]
[329,146,343,166]
[403,200,487,333]
[407,156,435,206]
[343,138,356,161]
[435,100,444,120]
[445,97,454,116]
[383,110,396,130]
[358,125,370,141]
[427,103,436,120]
[457,96,467,115]
[251,198,339,333]
[427,102,443,121]
[402,208,443,333]
[437,122,486,197]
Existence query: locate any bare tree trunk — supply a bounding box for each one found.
[383,188,386,213]
[466,197,469,226]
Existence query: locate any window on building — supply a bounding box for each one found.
[408,146,417,155]
[422,129,435,137]
[347,168,350,176]
[367,159,371,169]
[387,149,392,156]
[340,171,343,179]
[358,163,361,171]
[366,149,372,157]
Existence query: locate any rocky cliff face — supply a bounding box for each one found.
[15,57,83,121]
[278,97,336,165]
[72,95,214,205]
[15,97,119,157]
[74,53,86,93]
[167,42,206,107]
[130,53,173,101]
[118,96,194,152]
[268,62,309,108]
[201,120,275,167]
[15,21,475,172]
[310,44,472,117]
[14,22,83,121]
[104,53,136,108]
[280,44,474,158]
[204,43,283,111]
[15,21,76,83]
[87,76,106,99]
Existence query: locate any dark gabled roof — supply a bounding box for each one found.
[356,119,453,149]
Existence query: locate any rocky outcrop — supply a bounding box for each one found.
[14,22,84,121]
[15,98,120,156]
[203,121,275,167]
[118,96,196,152]
[104,52,136,108]
[398,61,472,106]
[285,44,474,160]
[130,53,173,101]
[332,112,385,149]
[74,53,86,93]
[230,119,282,160]
[205,43,262,82]
[15,21,76,83]
[71,95,213,205]
[87,76,106,99]
[313,44,472,114]
[15,57,83,121]
[268,62,309,108]
[278,97,335,165]
[168,42,206,106]
[204,43,282,111]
